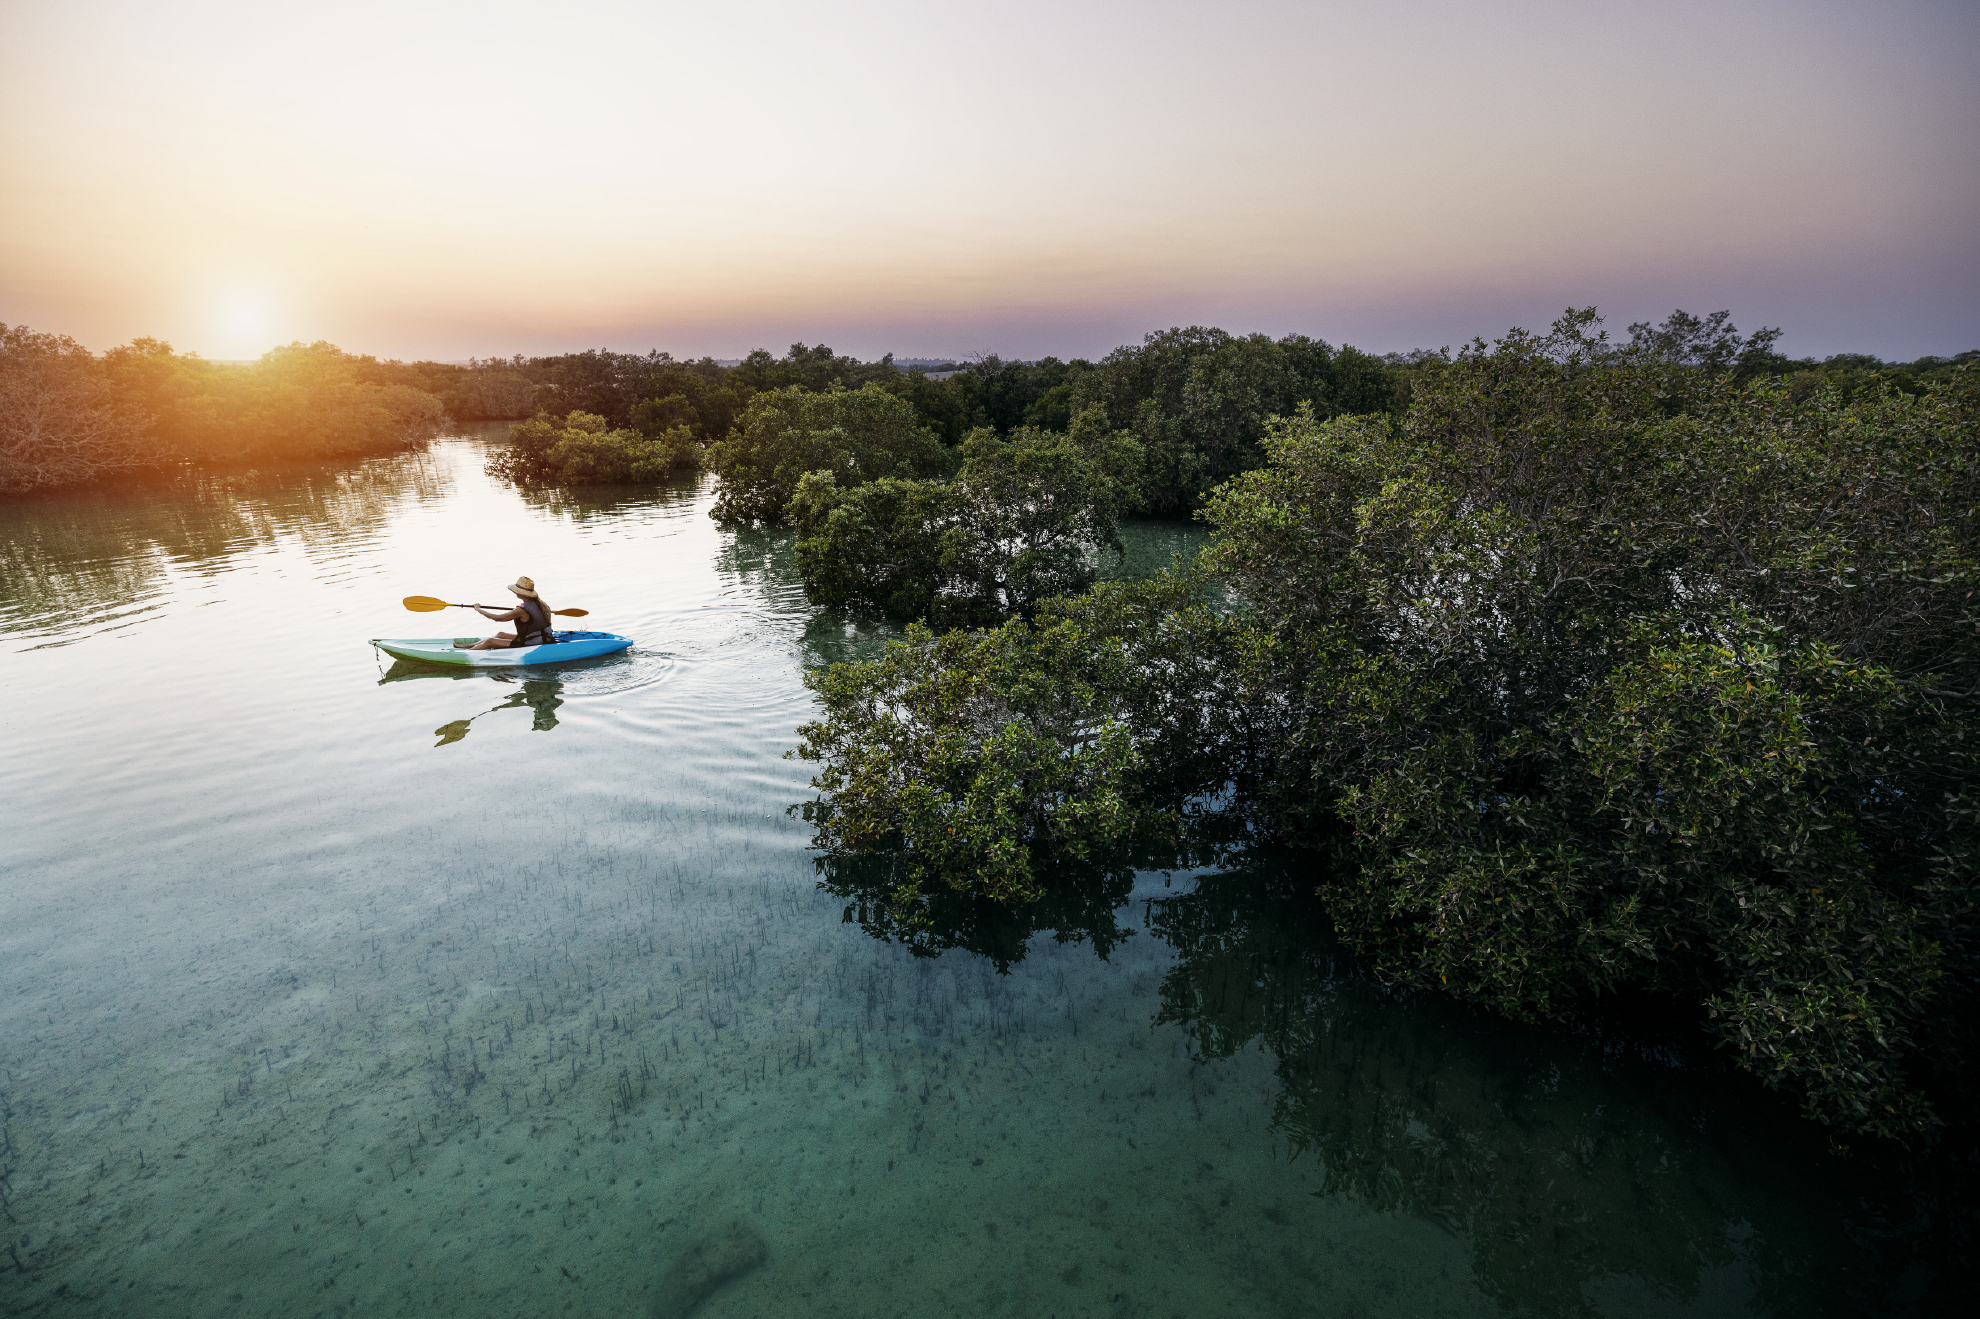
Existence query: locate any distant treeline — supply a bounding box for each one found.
[0,330,459,492]
[483,319,1979,510]
[2,313,1973,494]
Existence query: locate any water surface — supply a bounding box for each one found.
[1,435,1968,1317]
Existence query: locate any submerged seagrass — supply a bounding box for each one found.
[653,1219,769,1319]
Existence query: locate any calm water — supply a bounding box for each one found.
[1,435,1970,1318]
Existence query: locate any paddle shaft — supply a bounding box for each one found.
[402,595,587,617]
[469,603,591,618]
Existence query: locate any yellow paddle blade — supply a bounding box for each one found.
[550,607,589,618]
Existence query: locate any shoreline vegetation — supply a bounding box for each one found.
[778,310,1978,1144]
[5,314,1971,497]
[7,307,1977,1145]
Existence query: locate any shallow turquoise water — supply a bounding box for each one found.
[0,435,1968,1317]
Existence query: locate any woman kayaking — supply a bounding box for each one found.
[456,576,558,650]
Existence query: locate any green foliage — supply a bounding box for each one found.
[517,348,739,439]
[629,393,697,436]
[794,621,1151,908]
[1619,307,1973,402]
[18,308,1965,514]
[945,356,1089,435]
[1784,351,1978,404]
[793,310,1980,1138]
[99,338,446,465]
[791,474,957,620]
[1069,327,1399,515]
[868,367,980,445]
[792,571,1245,910]
[1196,317,1980,1137]
[718,346,1090,445]
[705,384,943,527]
[1021,382,1075,431]
[790,406,1143,624]
[0,324,156,493]
[726,342,907,396]
[487,411,698,486]
[1624,307,1784,376]
[440,363,536,419]
[934,413,1140,621]
[4,328,458,487]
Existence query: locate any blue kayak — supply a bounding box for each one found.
[371,630,632,667]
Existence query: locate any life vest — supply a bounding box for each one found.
[516,598,554,645]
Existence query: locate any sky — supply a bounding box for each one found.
[2,0,1975,364]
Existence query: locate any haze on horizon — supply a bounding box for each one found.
[2,0,1975,365]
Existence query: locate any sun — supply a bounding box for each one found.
[214,294,273,358]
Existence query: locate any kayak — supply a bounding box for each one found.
[370,630,633,668]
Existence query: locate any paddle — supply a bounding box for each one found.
[402,595,590,618]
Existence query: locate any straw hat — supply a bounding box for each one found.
[509,576,540,598]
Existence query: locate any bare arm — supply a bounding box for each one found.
[473,604,524,621]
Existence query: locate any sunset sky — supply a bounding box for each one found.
[2,0,1974,363]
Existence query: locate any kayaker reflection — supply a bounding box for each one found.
[434,678,563,746]
[500,680,563,732]
[456,575,556,650]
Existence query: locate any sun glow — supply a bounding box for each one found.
[207,294,277,359]
[1,1,1974,360]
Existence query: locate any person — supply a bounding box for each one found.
[456,576,558,649]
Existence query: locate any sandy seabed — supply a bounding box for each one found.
[4,835,1485,1319]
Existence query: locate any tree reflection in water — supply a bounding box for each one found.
[822,847,1974,1314]
[814,850,1140,971]
[1150,860,1971,1318]
[1,450,449,642]
[510,470,699,523]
